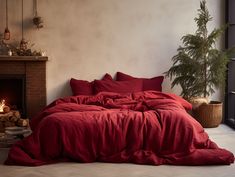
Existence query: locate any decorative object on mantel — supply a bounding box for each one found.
[7,49,12,56]
[33,0,43,29]
[17,42,43,56]
[3,0,10,40]
[0,35,12,55]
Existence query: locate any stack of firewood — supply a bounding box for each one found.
[0,106,29,133]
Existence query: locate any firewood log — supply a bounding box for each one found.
[12,111,21,119]
[9,116,19,122]
[17,119,29,127]
[0,112,14,121]
[4,121,15,127]
[0,122,4,131]
[3,106,10,113]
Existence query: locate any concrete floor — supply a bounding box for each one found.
[0,124,235,177]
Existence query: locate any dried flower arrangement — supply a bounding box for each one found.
[0,33,44,56]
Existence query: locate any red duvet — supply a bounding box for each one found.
[5,91,234,166]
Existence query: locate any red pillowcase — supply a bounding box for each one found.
[94,79,143,94]
[102,73,113,81]
[116,72,164,92]
[70,79,93,95]
[70,73,112,96]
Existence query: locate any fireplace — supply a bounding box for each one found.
[0,74,26,117]
[0,56,48,119]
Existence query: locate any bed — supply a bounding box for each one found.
[4,72,235,166]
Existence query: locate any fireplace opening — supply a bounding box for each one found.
[0,74,26,117]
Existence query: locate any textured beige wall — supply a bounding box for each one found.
[0,0,224,103]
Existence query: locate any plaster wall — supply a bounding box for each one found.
[0,0,224,103]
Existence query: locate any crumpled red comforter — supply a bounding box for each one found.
[5,91,234,166]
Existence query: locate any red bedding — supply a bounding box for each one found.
[5,91,234,166]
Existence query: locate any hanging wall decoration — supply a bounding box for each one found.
[19,0,27,51]
[33,0,43,29]
[0,0,44,56]
[17,0,42,56]
[3,0,10,40]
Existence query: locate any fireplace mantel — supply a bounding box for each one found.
[0,55,48,62]
[0,56,48,119]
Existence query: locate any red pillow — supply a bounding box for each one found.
[70,79,93,95]
[102,73,113,81]
[70,73,112,95]
[116,72,164,92]
[94,79,143,94]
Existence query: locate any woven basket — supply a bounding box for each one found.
[192,101,222,128]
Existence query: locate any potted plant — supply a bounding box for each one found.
[165,0,235,127]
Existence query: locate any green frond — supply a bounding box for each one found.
[207,28,224,46]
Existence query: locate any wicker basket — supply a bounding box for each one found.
[192,101,222,128]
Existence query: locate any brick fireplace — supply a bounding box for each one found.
[0,56,48,119]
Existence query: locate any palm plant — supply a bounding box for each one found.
[165,0,235,100]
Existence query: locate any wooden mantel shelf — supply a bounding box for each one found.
[0,55,48,62]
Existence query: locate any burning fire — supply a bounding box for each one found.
[0,100,5,112]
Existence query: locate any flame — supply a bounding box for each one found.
[0,100,5,112]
